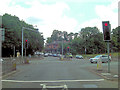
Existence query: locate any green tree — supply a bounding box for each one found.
[2,13,44,57]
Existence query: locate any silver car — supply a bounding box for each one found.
[89,55,111,63]
[76,55,83,59]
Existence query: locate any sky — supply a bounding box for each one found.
[0,0,118,40]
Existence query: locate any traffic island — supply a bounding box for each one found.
[88,66,118,81]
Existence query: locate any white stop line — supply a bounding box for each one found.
[2,79,104,83]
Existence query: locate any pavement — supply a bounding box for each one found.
[86,59,118,81]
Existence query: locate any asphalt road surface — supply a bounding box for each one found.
[2,57,118,88]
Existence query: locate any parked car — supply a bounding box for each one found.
[89,55,111,63]
[53,54,57,57]
[44,53,48,57]
[76,55,83,59]
[49,53,53,56]
[57,54,62,57]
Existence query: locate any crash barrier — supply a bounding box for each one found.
[2,57,29,75]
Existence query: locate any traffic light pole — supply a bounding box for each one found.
[21,27,39,58]
[107,41,110,73]
[102,21,111,73]
[62,39,63,56]
[25,48,26,57]
[0,29,2,58]
[22,28,24,58]
[0,28,2,90]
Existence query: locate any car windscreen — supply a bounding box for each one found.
[94,55,101,58]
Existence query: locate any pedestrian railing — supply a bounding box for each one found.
[2,58,16,75]
[2,57,30,75]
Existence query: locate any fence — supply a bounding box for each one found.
[2,55,44,75]
[2,57,29,75]
[2,58,16,75]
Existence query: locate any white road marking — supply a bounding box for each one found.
[40,84,68,89]
[2,79,104,83]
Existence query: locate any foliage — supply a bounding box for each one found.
[46,26,119,55]
[2,13,44,57]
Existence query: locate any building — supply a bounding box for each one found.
[45,40,69,54]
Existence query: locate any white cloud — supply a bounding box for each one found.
[78,0,118,32]
[1,0,118,40]
[0,0,78,39]
[79,19,102,31]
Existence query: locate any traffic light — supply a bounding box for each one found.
[67,46,70,52]
[25,39,28,48]
[102,21,111,41]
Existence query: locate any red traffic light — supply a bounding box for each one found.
[104,23,108,26]
[25,40,27,42]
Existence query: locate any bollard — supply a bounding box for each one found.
[97,57,102,71]
[12,61,16,71]
[24,58,29,64]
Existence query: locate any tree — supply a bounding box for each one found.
[2,13,44,57]
[111,26,120,52]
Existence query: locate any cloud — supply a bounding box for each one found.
[1,0,117,39]
[0,0,78,39]
[78,0,118,32]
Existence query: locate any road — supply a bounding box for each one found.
[2,57,118,88]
